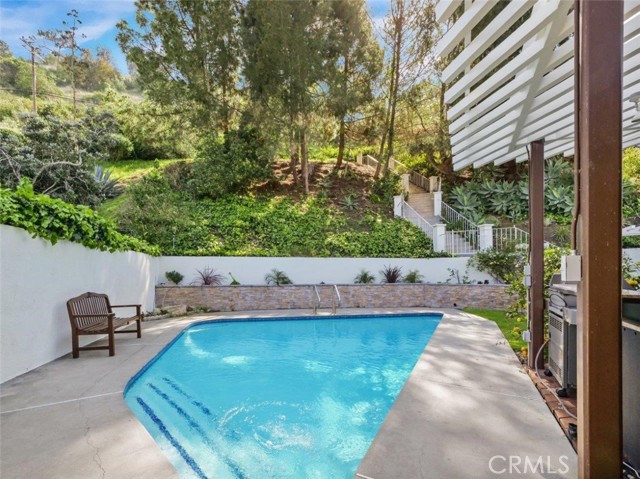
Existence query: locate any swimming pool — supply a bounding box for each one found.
[125,313,442,479]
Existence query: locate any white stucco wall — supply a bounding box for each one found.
[156,256,495,286]
[0,225,156,383]
[1,224,495,384]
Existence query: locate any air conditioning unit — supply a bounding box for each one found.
[547,284,577,396]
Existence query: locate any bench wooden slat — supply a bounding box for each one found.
[66,292,142,358]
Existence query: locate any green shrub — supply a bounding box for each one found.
[116,170,211,254]
[469,243,526,283]
[326,217,439,258]
[403,269,424,283]
[97,89,195,160]
[354,269,376,284]
[109,133,134,161]
[165,270,184,285]
[624,236,640,248]
[265,269,292,285]
[189,127,274,199]
[0,110,123,206]
[370,171,401,204]
[505,247,568,324]
[623,147,640,182]
[0,180,158,254]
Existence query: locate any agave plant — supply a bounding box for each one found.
[265,269,292,286]
[477,178,498,201]
[380,265,403,283]
[545,184,574,216]
[448,185,482,217]
[489,194,512,216]
[545,158,573,186]
[340,194,359,210]
[487,181,520,217]
[94,166,122,199]
[518,178,530,203]
[354,269,376,284]
[318,175,334,189]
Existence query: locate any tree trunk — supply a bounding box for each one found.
[436,81,455,183]
[384,8,403,175]
[335,117,346,171]
[375,106,390,179]
[221,83,229,135]
[289,126,300,185]
[300,126,309,194]
[334,54,349,172]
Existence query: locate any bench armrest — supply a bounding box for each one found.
[72,313,115,318]
[111,304,141,308]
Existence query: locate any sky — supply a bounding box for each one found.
[0,0,390,74]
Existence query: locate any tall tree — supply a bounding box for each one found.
[375,0,438,178]
[117,0,241,132]
[242,0,331,193]
[325,0,383,171]
[38,9,86,118]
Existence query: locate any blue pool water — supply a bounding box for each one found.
[124,314,441,479]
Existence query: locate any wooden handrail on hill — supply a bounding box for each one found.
[360,154,435,193]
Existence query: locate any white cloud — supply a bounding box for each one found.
[78,17,120,43]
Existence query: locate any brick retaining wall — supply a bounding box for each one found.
[156,284,514,312]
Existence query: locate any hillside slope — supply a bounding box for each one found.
[99,159,441,258]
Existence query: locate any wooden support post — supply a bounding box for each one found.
[576,1,623,477]
[528,140,545,370]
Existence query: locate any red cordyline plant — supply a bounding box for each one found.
[192,266,225,286]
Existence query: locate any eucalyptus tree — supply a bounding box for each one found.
[325,0,383,171]
[117,0,241,132]
[376,0,439,178]
[242,0,332,194]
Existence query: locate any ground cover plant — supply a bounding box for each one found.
[0,180,157,255]
[103,159,441,258]
[463,308,527,353]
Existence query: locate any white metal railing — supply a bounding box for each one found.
[440,201,478,232]
[445,229,479,256]
[333,285,341,307]
[312,285,321,313]
[493,226,530,250]
[401,200,436,243]
[332,285,342,314]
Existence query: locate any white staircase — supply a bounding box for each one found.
[406,189,477,255]
[358,152,526,255]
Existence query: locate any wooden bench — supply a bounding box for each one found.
[66,292,142,358]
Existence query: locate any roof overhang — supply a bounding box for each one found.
[435,0,640,171]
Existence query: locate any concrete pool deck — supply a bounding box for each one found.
[0,308,576,479]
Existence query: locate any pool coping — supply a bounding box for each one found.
[0,308,577,479]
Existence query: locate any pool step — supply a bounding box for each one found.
[135,379,247,479]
